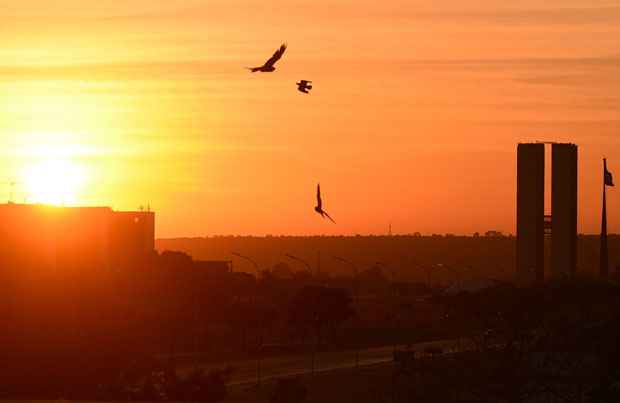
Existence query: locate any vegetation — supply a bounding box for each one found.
[3,241,620,401]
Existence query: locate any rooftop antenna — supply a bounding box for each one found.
[389,223,392,236]
[2,181,22,204]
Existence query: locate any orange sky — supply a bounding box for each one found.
[1,0,619,236]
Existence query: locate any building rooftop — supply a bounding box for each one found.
[0,203,152,214]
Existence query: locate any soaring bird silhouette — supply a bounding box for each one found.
[314,183,335,223]
[246,43,287,72]
[297,80,312,94]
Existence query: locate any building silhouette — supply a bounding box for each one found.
[516,143,578,283]
[551,144,578,279]
[0,203,154,272]
[517,143,545,283]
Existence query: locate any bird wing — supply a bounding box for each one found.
[265,43,287,67]
[323,210,336,224]
[316,183,322,209]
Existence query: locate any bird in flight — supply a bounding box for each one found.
[315,183,335,223]
[297,80,313,94]
[246,43,287,72]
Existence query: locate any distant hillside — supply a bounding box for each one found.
[156,235,620,282]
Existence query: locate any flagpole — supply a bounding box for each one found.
[600,158,609,278]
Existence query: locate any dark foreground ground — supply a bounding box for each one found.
[226,362,393,403]
[10,362,394,403]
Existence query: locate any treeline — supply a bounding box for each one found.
[157,234,620,281]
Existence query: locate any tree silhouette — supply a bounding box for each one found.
[288,286,354,345]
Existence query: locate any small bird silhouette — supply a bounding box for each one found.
[246,43,287,73]
[297,80,313,94]
[314,183,335,223]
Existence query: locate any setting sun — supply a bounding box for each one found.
[22,159,87,206]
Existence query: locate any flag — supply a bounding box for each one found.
[605,166,614,187]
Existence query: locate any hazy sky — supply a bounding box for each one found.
[1,0,619,236]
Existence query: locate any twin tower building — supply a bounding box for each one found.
[517,143,578,283]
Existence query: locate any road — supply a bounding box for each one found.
[181,339,464,386]
[2,339,468,403]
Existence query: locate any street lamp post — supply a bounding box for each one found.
[231,251,261,386]
[284,253,313,275]
[374,261,400,354]
[256,342,263,387]
[375,261,396,282]
[333,256,360,369]
[285,252,317,375]
[333,256,359,302]
[231,251,259,272]
[436,263,466,287]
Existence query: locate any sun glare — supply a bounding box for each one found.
[22,159,87,206]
